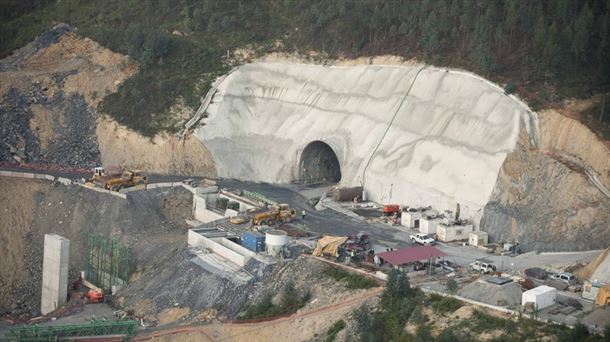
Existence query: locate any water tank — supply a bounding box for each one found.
[266,230,288,257]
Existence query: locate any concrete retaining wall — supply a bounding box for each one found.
[187,231,253,267]
[0,170,55,181]
[75,183,127,199]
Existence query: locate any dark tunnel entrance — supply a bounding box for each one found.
[299,141,341,184]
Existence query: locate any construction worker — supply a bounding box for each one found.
[302,210,306,220]
[350,249,356,262]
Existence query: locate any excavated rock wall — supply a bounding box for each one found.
[481,115,610,251]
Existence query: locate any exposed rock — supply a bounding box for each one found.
[482,121,610,251]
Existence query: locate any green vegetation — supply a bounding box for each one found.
[428,293,463,315]
[322,266,378,290]
[325,319,346,342]
[352,269,608,342]
[239,280,310,320]
[354,269,424,341]
[2,1,610,136]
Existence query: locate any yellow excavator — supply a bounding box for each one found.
[252,204,296,226]
[90,167,148,191]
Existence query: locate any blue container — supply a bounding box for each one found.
[242,232,265,252]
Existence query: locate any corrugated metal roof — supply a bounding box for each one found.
[377,245,447,266]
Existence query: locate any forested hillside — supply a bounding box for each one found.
[1,0,609,136]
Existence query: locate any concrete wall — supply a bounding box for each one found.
[41,234,70,315]
[198,61,531,218]
[193,195,224,223]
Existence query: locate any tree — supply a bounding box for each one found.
[572,4,594,62]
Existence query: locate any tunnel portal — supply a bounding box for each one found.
[299,141,341,184]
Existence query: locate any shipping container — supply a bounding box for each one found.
[332,186,363,202]
[242,231,265,252]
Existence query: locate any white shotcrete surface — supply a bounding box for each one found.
[197,62,529,217]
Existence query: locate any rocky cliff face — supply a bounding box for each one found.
[482,112,610,252]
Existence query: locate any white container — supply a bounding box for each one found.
[266,230,288,257]
[522,285,556,310]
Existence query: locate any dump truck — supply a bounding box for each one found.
[90,166,148,191]
[252,203,296,226]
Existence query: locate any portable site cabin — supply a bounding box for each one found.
[401,211,422,229]
[419,216,440,235]
[522,285,556,310]
[436,223,473,242]
[469,231,489,246]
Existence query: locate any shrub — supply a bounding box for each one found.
[470,309,507,333]
[322,266,378,290]
[239,281,311,320]
[325,319,346,342]
[428,293,463,315]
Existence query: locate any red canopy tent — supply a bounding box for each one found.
[377,245,447,267]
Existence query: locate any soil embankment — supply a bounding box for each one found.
[0,177,192,317]
[0,24,215,176]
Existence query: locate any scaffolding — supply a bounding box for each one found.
[5,320,138,341]
[86,234,131,291]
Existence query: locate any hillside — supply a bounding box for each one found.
[1,0,609,138]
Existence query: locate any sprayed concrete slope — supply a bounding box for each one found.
[198,62,530,217]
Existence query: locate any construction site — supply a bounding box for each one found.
[1,17,609,342]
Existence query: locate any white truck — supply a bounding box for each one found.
[410,233,436,245]
[469,260,497,274]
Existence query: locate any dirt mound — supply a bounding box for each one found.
[576,247,610,282]
[1,24,215,176]
[0,177,193,316]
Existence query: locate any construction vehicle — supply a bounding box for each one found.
[90,167,148,191]
[82,278,104,304]
[383,204,400,215]
[252,203,296,226]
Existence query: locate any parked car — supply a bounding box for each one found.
[550,272,576,285]
[469,260,497,274]
[524,267,548,280]
[410,233,436,245]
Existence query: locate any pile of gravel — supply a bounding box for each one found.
[458,279,522,308]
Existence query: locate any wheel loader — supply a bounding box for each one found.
[90,167,148,191]
[252,203,296,226]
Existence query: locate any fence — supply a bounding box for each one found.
[86,234,131,291]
